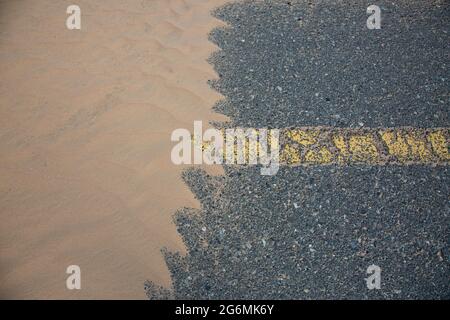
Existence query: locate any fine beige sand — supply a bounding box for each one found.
[0,0,228,299]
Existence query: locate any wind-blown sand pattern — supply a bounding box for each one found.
[0,0,228,299]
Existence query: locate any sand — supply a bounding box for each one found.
[0,0,228,299]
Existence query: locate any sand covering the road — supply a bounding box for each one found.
[0,0,227,299]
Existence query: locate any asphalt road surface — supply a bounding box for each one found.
[146,0,449,299]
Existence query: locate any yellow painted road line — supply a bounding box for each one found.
[280,128,449,165]
[195,127,449,166]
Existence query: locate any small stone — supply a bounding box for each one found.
[437,250,444,262]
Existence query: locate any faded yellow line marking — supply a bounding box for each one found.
[280,128,449,165]
[194,127,449,166]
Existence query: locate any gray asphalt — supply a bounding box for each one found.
[146,0,449,299]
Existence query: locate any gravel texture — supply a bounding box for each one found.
[146,0,449,299]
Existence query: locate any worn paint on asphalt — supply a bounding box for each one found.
[281,128,449,165]
[196,128,449,165]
